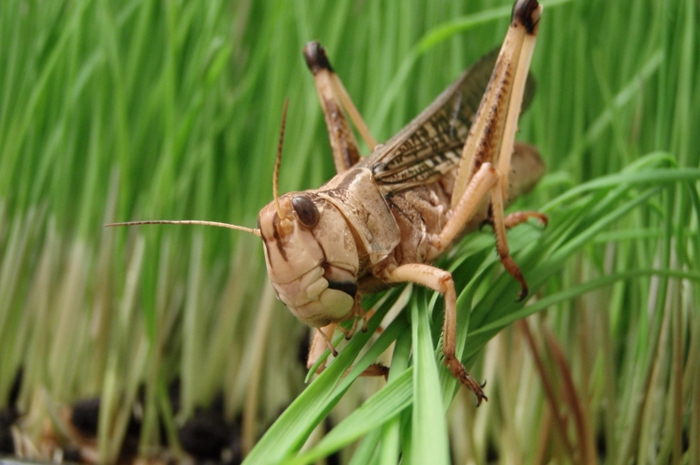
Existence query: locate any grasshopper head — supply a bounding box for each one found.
[257,193,360,327]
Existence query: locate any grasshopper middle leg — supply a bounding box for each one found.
[384,263,488,404]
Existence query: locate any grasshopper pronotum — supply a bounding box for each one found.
[108,0,546,404]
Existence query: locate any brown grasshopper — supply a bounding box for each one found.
[107,0,546,405]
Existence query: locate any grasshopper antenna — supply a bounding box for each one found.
[273,98,289,219]
[104,220,262,237]
[105,100,292,235]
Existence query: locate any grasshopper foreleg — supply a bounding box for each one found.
[339,293,366,339]
[317,326,339,357]
[307,313,388,379]
[307,324,336,373]
[307,295,366,370]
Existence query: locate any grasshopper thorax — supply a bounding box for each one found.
[257,193,360,327]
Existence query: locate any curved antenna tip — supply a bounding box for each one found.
[273,98,290,219]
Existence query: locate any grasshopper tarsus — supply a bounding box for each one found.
[517,284,529,303]
[315,327,339,357]
[497,250,529,302]
[343,362,389,381]
[336,324,352,340]
[506,267,530,302]
[475,380,488,408]
[445,356,489,406]
[363,363,389,381]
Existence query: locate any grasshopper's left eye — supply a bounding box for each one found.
[292,196,320,228]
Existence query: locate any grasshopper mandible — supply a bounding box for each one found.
[107,0,546,405]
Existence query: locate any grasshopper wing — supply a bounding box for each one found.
[361,49,534,194]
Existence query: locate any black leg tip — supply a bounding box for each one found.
[512,0,541,34]
[516,285,529,302]
[475,392,489,407]
[302,41,333,73]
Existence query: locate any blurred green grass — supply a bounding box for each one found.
[0,0,698,463]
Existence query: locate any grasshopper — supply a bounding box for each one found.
[107,0,546,404]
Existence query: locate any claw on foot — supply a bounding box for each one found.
[445,356,489,406]
[316,327,338,357]
[517,281,529,302]
[361,363,389,380]
[336,325,353,340]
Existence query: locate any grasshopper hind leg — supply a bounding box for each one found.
[440,0,542,300]
[489,177,530,301]
[303,41,377,174]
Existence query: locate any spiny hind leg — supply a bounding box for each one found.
[486,0,541,301]
[384,263,487,405]
[488,175,529,300]
[437,0,542,300]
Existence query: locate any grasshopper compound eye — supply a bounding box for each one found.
[292,196,320,228]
